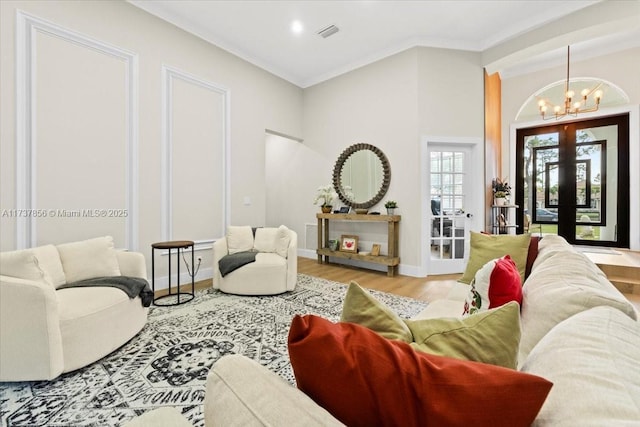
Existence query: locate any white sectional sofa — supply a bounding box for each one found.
[0,236,149,381]
[203,235,640,426]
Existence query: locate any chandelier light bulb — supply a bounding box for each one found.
[566,90,575,99]
[538,100,546,107]
[573,101,581,110]
[581,88,590,97]
[554,106,562,113]
[594,90,603,100]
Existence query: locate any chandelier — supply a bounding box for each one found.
[537,46,603,120]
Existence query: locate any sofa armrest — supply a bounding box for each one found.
[0,275,64,381]
[204,355,344,427]
[116,251,147,279]
[212,238,228,290]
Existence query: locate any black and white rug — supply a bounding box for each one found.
[0,274,427,426]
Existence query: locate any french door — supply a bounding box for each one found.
[516,114,629,247]
[427,145,477,274]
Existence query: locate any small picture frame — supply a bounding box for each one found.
[340,235,359,253]
[371,244,381,256]
[338,206,350,214]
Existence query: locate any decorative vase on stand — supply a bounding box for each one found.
[321,206,332,214]
[495,198,507,206]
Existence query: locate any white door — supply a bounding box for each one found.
[424,141,481,275]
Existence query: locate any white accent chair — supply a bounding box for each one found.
[0,236,149,381]
[213,226,297,295]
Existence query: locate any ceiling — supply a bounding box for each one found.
[129,0,638,88]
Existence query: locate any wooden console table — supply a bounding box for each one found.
[316,213,400,277]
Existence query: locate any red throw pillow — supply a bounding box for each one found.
[463,255,522,316]
[288,314,552,427]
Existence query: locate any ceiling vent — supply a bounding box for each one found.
[317,24,339,39]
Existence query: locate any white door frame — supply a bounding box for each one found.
[420,136,484,276]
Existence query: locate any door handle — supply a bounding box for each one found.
[466,213,473,218]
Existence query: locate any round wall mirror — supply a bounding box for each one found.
[332,143,391,209]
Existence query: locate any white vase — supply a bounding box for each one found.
[495,197,507,206]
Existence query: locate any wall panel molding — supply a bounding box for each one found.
[15,10,139,249]
[161,65,230,246]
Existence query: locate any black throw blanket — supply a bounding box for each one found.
[58,276,154,307]
[219,251,258,277]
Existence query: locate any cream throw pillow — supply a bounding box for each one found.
[275,225,291,258]
[31,244,67,287]
[56,236,121,283]
[226,226,255,254]
[253,228,278,253]
[0,250,46,282]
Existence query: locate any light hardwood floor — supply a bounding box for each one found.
[186,256,639,311]
[297,257,458,302]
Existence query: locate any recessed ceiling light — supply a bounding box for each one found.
[291,20,304,35]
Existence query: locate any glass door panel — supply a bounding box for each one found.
[429,150,467,264]
[573,125,617,243]
[522,132,559,236]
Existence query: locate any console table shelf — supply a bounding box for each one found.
[316,213,400,276]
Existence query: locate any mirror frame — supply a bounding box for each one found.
[332,143,391,209]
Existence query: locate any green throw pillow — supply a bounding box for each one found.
[460,232,531,284]
[340,282,522,369]
[405,301,521,369]
[340,282,412,342]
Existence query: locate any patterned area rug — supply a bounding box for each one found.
[0,274,427,427]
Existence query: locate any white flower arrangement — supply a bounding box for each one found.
[314,184,337,207]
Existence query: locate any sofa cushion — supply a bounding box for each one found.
[56,236,121,283]
[253,227,278,253]
[57,286,147,372]
[460,232,531,284]
[406,301,521,369]
[0,249,46,282]
[275,225,291,258]
[288,314,552,427]
[463,255,522,316]
[521,306,640,426]
[226,226,254,254]
[519,248,637,364]
[205,355,344,427]
[216,253,288,296]
[340,281,412,342]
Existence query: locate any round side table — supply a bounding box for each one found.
[151,240,195,306]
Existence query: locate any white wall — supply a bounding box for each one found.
[0,0,303,285]
[283,47,484,274]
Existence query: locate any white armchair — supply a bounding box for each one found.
[0,237,149,381]
[213,226,297,295]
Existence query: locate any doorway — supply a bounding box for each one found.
[515,113,630,247]
[422,137,483,275]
